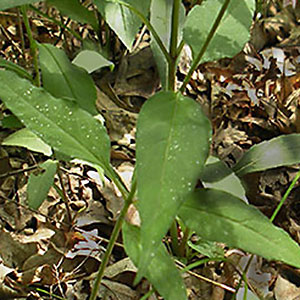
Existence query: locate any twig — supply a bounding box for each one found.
[0,164,39,179]
[175,259,236,293]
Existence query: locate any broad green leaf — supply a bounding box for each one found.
[233,133,300,176]
[179,189,300,268]
[123,222,187,300]
[0,58,32,81]
[38,43,97,115]
[150,0,185,89]
[183,0,255,62]
[2,128,52,156]
[0,0,41,10]
[0,70,110,171]
[201,156,246,200]
[94,0,151,50]
[72,50,114,74]
[136,91,211,279]
[47,0,98,30]
[27,160,57,209]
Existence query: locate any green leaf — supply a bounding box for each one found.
[0,70,110,171]
[201,156,246,200]
[2,128,52,156]
[27,160,57,209]
[179,189,300,268]
[136,91,211,279]
[93,0,151,50]
[123,222,187,300]
[150,0,185,89]
[233,133,300,176]
[183,0,255,62]
[72,50,114,74]
[0,0,41,10]
[38,43,97,115]
[0,58,32,81]
[201,156,232,183]
[46,0,98,30]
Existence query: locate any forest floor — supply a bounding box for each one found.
[0,1,300,299]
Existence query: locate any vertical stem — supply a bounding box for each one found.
[89,178,137,300]
[105,164,129,199]
[168,0,181,91]
[20,5,41,87]
[179,0,231,93]
[17,9,26,64]
[270,169,300,222]
[57,167,72,224]
[115,0,171,64]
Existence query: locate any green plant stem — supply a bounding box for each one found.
[270,169,300,222]
[168,0,181,91]
[231,254,254,299]
[57,167,73,224]
[16,9,26,64]
[242,272,249,300]
[20,5,41,87]
[113,0,171,64]
[89,178,137,300]
[29,5,83,41]
[179,0,231,93]
[105,164,129,199]
[140,289,155,300]
[181,257,226,273]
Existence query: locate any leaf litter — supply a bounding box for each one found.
[0,1,300,299]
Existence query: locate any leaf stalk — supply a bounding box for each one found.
[168,0,181,91]
[89,177,137,300]
[113,0,171,64]
[20,5,41,87]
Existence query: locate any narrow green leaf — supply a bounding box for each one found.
[2,128,52,156]
[136,91,211,278]
[0,70,110,170]
[183,0,255,62]
[72,50,114,74]
[27,160,57,209]
[0,0,41,10]
[234,133,300,176]
[93,0,151,49]
[38,43,97,115]
[46,0,98,30]
[179,189,300,268]
[123,222,187,300]
[0,58,32,81]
